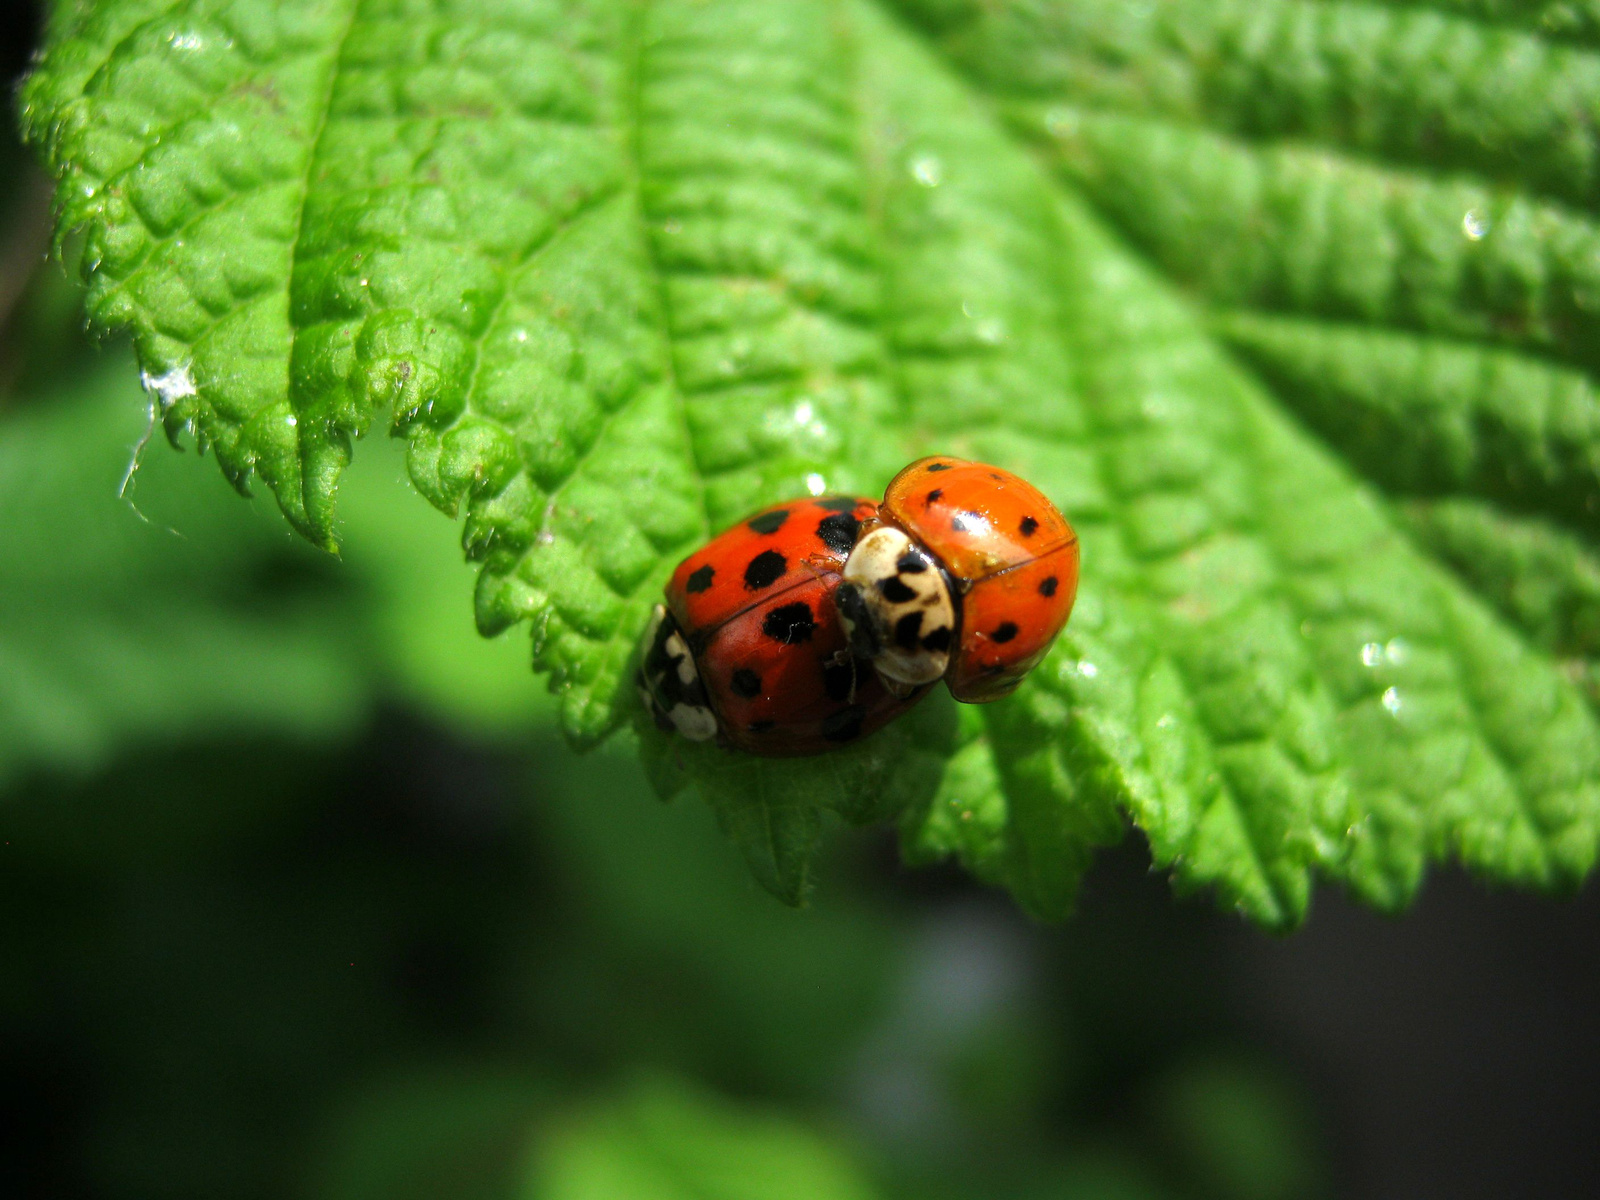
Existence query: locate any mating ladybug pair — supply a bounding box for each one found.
[636,458,1080,757]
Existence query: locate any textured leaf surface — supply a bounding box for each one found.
[21,0,1600,923]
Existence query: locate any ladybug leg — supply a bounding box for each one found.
[822,648,861,704]
[877,672,922,702]
[636,668,678,733]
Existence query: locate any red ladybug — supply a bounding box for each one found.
[637,496,928,756]
[836,457,1079,703]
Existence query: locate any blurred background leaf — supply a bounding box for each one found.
[0,356,367,788]
[0,350,558,790]
[531,1076,882,1200]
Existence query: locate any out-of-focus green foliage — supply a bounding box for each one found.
[0,350,555,788]
[0,358,367,787]
[1145,1055,1324,1200]
[311,1067,551,1200]
[533,1077,882,1200]
[2,686,1327,1200]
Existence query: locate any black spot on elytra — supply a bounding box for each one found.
[896,552,927,573]
[925,488,943,506]
[748,508,790,535]
[730,668,762,697]
[989,472,1004,481]
[816,511,860,555]
[762,602,815,644]
[878,576,916,603]
[744,549,787,590]
[894,611,924,650]
[926,462,954,472]
[686,564,714,593]
[747,720,776,733]
[1019,515,1039,537]
[921,626,952,653]
[817,495,859,513]
[821,705,866,742]
[992,621,1019,643]
[823,660,854,702]
[1039,575,1059,597]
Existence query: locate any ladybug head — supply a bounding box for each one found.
[837,525,956,689]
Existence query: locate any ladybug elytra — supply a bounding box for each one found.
[637,496,929,757]
[837,457,1079,702]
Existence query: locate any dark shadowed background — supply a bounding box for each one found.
[3,5,1597,1198]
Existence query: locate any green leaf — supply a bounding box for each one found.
[1399,498,1600,707]
[1146,1055,1326,1200]
[532,1076,882,1200]
[311,1066,550,1200]
[336,435,561,737]
[21,0,1600,923]
[640,692,958,904]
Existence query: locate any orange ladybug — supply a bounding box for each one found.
[637,496,929,756]
[836,458,1079,702]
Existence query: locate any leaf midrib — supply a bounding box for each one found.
[626,0,714,544]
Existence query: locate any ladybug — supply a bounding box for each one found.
[836,457,1079,703]
[637,496,929,757]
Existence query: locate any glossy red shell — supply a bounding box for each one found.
[879,457,1079,702]
[664,496,926,756]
